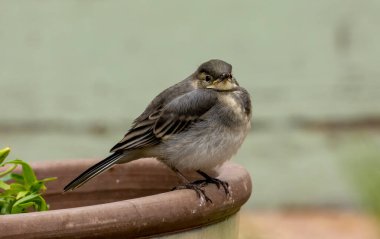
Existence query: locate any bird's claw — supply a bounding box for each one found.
[172,183,212,203]
[193,177,230,196]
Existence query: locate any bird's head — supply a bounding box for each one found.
[195,59,239,91]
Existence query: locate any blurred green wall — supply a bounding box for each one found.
[1,1,379,209]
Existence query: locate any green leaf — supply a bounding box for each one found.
[4,160,37,187]
[16,191,29,200]
[10,183,26,192]
[1,183,24,198]
[11,201,36,214]
[30,181,45,193]
[0,147,11,164]
[10,173,24,183]
[1,205,11,214]
[0,198,7,207]
[0,180,10,190]
[30,177,57,193]
[12,193,40,208]
[0,164,17,177]
[40,177,57,183]
[0,198,14,214]
[0,152,56,214]
[34,195,48,211]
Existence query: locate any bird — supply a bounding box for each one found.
[64,59,252,202]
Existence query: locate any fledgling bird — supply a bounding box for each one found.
[64,59,252,202]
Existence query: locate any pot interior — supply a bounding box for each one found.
[34,158,209,210]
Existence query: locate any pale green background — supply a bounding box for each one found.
[1,1,379,209]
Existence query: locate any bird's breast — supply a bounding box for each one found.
[218,92,251,125]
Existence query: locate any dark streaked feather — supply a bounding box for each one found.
[153,89,217,137]
[109,79,195,153]
[109,117,159,152]
[63,152,123,192]
[162,120,188,136]
[110,89,218,153]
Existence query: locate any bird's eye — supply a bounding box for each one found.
[205,75,212,82]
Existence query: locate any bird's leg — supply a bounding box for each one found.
[170,167,212,203]
[193,170,230,196]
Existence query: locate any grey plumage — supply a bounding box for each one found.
[64,59,251,195]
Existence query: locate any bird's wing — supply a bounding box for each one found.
[109,110,161,152]
[153,89,217,138]
[110,89,217,153]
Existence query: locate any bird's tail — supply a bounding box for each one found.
[63,152,123,192]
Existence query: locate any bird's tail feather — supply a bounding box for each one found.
[63,152,123,192]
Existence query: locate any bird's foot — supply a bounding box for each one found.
[196,170,230,196]
[172,183,212,203]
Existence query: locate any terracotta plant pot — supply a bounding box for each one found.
[0,158,252,238]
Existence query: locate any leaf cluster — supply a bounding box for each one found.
[0,147,57,214]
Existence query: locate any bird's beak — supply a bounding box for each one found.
[214,73,233,84]
[209,78,230,87]
[220,73,232,81]
[213,79,222,84]
[207,74,238,91]
[224,77,233,83]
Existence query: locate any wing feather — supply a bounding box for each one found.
[110,89,217,153]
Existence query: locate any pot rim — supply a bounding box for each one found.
[0,158,252,238]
